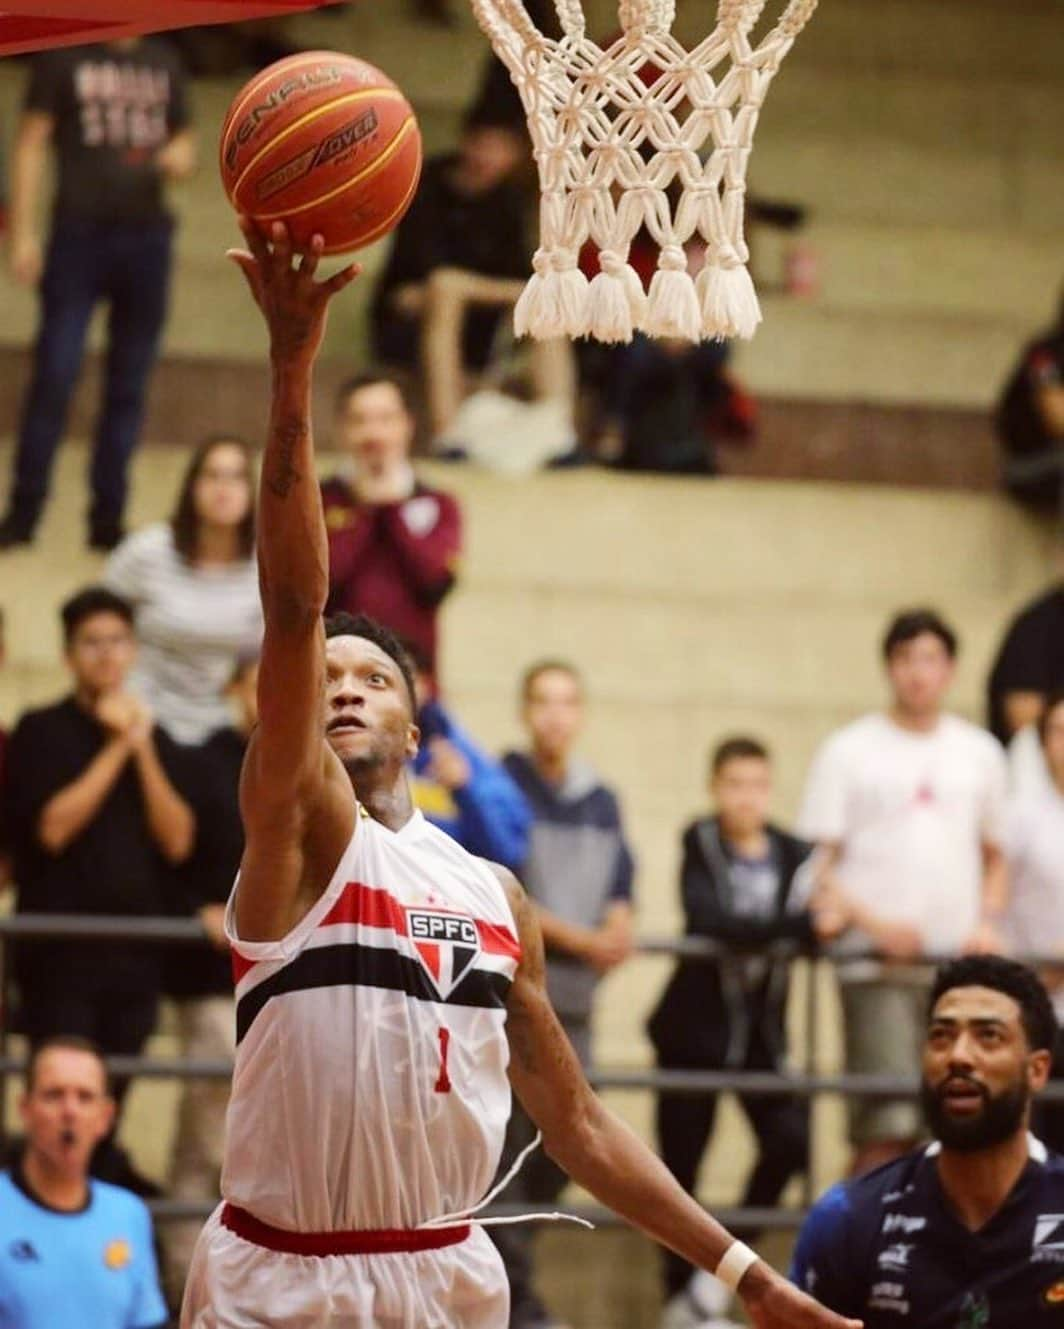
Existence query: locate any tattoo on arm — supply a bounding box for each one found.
[267,417,305,499]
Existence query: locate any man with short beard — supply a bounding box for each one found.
[791,955,1064,1327]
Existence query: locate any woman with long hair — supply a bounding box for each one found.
[104,434,262,745]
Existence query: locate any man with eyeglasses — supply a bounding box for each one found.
[2,586,194,1103]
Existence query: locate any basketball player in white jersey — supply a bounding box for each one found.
[180,217,861,1329]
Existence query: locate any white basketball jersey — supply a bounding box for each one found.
[222,809,521,1232]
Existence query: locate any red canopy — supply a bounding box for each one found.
[0,1,339,56]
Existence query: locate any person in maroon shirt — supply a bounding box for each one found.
[321,373,462,681]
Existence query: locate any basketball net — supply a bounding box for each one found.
[469,0,817,343]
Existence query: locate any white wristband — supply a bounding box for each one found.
[715,1240,759,1292]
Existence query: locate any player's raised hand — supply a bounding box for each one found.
[742,1269,863,1329]
[226,216,360,368]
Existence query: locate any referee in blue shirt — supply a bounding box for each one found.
[793,955,1064,1327]
[0,1036,167,1329]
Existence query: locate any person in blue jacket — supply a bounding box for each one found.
[407,649,531,870]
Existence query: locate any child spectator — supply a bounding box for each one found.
[649,737,848,1329]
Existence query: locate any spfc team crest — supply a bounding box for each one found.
[407,908,481,998]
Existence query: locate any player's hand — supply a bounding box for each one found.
[427,738,471,792]
[741,1264,863,1329]
[9,232,42,286]
[227,216,360,368]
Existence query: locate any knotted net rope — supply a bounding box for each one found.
[469,0,817,342]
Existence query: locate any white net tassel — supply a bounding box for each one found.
[587,249,647,343]
[471,0,818,342]
[514,247,590,339]
[697,258,762,339]
[646,244,701,341]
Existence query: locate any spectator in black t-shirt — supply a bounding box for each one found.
[162,654,256,1301]
[647,737,849,1329]
[371,110,533,440]
[0,39,196,552]
[987,580,1064,744]
[3,587,194,1102]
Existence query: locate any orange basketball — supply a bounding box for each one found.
[220,51,422,255]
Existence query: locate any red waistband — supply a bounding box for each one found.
[220,1204,471,1257]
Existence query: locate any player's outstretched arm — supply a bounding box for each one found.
[498,872,863,1329]
[228,219,360,941]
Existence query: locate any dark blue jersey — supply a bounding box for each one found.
[791,1136,1064,1328]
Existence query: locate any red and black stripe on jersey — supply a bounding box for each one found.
[232,879,520,1045]
[235,943,513,1043]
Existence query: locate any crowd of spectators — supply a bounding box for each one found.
[0,20,1062,1329]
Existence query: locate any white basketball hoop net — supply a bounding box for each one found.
[469,0,817,343]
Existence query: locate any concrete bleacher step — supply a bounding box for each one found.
[667,0,1064,81]
[791,222,1062,324]
[752,132,1063,232]
[22,247,1043,412]
[0,0,1060,414]
[735,298,1032,408]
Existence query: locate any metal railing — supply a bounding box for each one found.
[2,913,1061,1229]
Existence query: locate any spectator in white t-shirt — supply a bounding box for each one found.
[104,435,262,745]
[798,608,1009,1177]
[1004,688,1064,1151]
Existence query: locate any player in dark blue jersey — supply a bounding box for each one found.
[793,955,1064,1327]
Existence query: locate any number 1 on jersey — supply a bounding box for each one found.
[434,1025,452,1093]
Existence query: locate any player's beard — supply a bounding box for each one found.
[340,747,387,782]
[920,1073,1029,1152]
